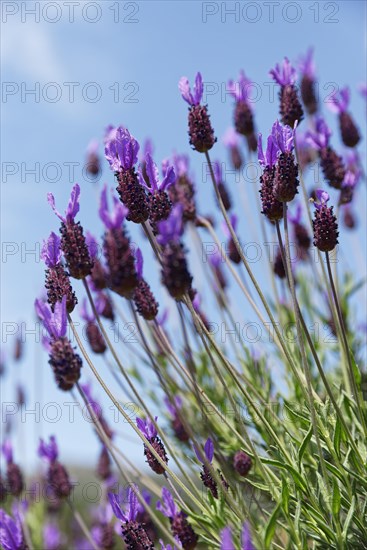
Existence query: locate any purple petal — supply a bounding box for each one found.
[204,437,214,463]
[80,298,93,322]
[314,189,330,210]
[127,486,139,521]
[157,204,184,245]
[157,487,177,518]
[257,134,266,166]
[66,184,81,222]
[38,436,58,462]
[144,153,160,192]
[298,47,315,79]
[0,509,23,550]
[108,492,126,522]
[52,297,67,339]
[160,166,176,191]
[47,193,65,222]
[194,72,204,104]
[178,77,194,105]
[220,527,235,550]
[41,232,61,268]
[35,299,54,338]
[99,185,127,229]
[136,417,149,439]
[266,135,279,167]
[193,443,204,463]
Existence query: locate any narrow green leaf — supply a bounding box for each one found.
[281,476,290,515]
[333,416,342,459]
[261,458,307,492]
[298,423,313,465]
[332,478,341,517]
[342,496,356,538]
[264,501,281,549]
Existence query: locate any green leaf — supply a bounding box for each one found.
[298,423,313,466]
[264,501,281,549]
[350,350,362,385]
[332,478,341,517]
[333,416,342,459]
[342,496,356,538]
[281,476,290,515]
[261,458,307,492]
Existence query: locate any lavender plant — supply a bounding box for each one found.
[1,50,366,550]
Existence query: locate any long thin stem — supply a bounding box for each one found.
[282,203,332,498]
[325,252,367,435]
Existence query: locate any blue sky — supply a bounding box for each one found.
[1,0,366,473]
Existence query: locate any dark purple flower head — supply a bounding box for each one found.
[1,440,13,463]
[156,487,178,518]
[157,204,184,245]
[220,527,235,550]
[136,416,158,439]
[178,72,203,106]
[105,127,140,172]
[270,57,297,86]
[138,153,176,193]
[0,509,24,550]
[41,232,62,268]
[271,120,295,154]
[313,189,330,210]
[38,436,58,462]
[305,117,332,150]
[99,184,128,230]
[108,485,139,522]
[328,87,350,114]
[298,47,316,79]
[258,133,279,168]
[227,70,253,105]
[193,437,214,464]
[35,296,67,340]
[48,183,80,224]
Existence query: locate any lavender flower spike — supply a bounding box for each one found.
[178,72,203,106]
[1,440,13,463]
[38,436,58,463]
[328,87,360,147]
[270,57,297,86]
[41,232,62,268]
[47,183,80,224]
[99,184,128,230]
